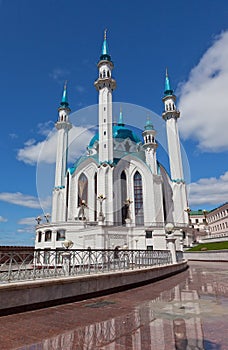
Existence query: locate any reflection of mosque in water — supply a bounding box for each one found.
[189,266,228,297]
[37,282,210,349]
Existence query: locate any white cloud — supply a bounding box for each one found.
[9,133,18,139]
[37,121,54,136]
[0,216,7,223]
[76,85,85,93]
[17,217,37,235]
[17,125,94,165]
[0,192,41,209]
[49,68,70,83]
[178,31,228,152]
[18,217,37,226]
[24,138,36,147]
[188,171,228,207]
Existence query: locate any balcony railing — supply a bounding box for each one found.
[0,248,182,283]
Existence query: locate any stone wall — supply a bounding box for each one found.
[184,250,228,262]
[0,261,187,315]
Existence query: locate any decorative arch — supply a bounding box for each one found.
[121,170,127,224]
[78,173,88,206]
[133,171,144,225]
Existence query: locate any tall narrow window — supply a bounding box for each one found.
[94,173,97,221]
[134,171,144,225]
[78,173,88,206]
[38,231,42,243]
[121,171,127,224]
[45,230,52,242]
[65,172,69,221]
[56,230,66,241]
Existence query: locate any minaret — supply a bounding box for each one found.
[118,105,124,126]
[162,69,183,181]
[162,70,189,228]
[142,117,158,174]
[94,30,116,163]
[54,82,72,188]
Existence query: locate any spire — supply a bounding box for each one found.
[100,29,111,62]
[144,115,154,130]
[164,68,173,96]
[59,81,70,109]
[118,105,125,126]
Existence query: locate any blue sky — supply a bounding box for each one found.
[0,0,227,246]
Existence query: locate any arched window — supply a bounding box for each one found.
[121,171,127,224]
[38,231,42,243]
[78,173,88,206]
[56,229,66,241]
[45,230,52,242]
[94,173,97,221]
[134,171,144,225]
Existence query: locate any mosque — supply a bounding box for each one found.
[35,32,189,251]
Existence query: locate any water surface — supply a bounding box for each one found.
[0,261,227,349]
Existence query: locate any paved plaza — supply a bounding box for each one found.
[0,262,227,349]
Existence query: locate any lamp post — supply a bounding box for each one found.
[122,243,129,269]
[97,194,106,224]
[184,207,191,225]
[62,239,74,249]
[185,207,193,246]
[44,213,51,223]
[203,209,209,237]
[165,222,174,235]
[165,223,177,264]
[179,229,184,252]
[35,216,42,225]
[124,198,133,226]
[62,239,74,276]
[78,200,88,221]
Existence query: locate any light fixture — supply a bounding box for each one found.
[165,223,174,234]
[62,239,74,249]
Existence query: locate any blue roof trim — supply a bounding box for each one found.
[68,154,99,175]
[88,124,142,148]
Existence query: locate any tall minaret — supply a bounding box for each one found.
[54,82,72,188]
[162,69,183,181]
[142,117,158,174]
[162,70,188,227]
[94,30,116,163]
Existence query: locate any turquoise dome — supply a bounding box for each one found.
[88,124,142,148]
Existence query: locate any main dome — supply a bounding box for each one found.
[88,124,142,148]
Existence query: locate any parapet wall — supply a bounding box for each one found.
[0,261,187,316]
[184,250,228,262]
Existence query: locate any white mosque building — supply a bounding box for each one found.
[35,32,189,251]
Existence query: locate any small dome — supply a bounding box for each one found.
[88,124,142,148]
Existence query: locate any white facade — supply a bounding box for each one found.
[35,34,189,251]
[206,202,228,238]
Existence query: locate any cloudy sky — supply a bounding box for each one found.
[0,0,227,245]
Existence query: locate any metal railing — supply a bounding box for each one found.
[0,249,177,283]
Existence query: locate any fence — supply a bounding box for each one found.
[0,248,183,283]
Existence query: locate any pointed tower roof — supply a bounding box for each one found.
[100,29,112,62]
[118,105,125,126]
[144,116,154,131]
[59,81,70,109]
[164,68,174,96]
